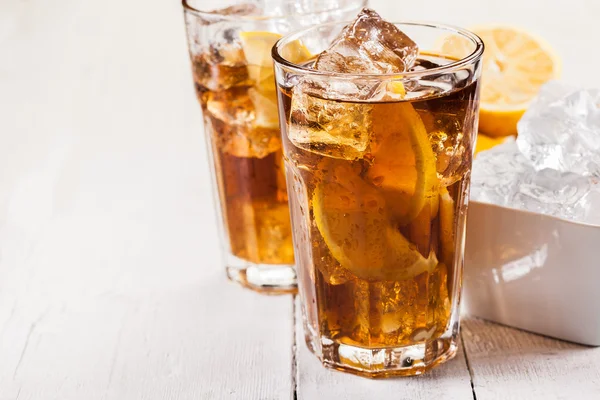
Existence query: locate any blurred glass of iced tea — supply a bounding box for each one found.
[182,0,367,293]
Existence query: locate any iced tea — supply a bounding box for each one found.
[183,0,366,292]
[193,52,294,266]
[281,63,478,342]
[273,12,483,376]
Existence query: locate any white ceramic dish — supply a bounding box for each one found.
[463,201,600,346]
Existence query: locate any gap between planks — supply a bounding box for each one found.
[461,318,600,400]
[460,326,478,400]
[291,295,298,400]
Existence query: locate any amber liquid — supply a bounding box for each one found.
[281,55,479,348]
[193,51,294,265]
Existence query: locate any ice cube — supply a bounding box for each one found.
[288,83,373,160]
[471,140,532,206]
[206,3,261,47]
[517,81,600,177]
[354,269,450,342]
[186,4,263,91]
[286,9,420,159]
[209,3,261,16]
[253,201,294,264]
[515,168,593,221]
[471,139,600,225]
[206,87,281,158]
[314,248,352,285]
[586,183,600,225]
[191,46,251,92]
[206,87,254,125]
[314,8,418,74]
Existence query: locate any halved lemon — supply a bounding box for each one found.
[441,26,561,137]
[312,161,437,282]
[240,31,312,92]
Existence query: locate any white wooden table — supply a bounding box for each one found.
[1,0,600,399]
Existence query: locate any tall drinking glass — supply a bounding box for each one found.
[273,22,483,375]
[182,0,367,293]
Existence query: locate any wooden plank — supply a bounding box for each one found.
[0,0,294,399]
[1,271,295,400]
[294,297,474,399]
[462,318,600,399]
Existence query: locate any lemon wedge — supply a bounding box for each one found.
[312,161,437,282]
[248,88,279,129]
[240,31,281,92]
[240,31,312,92]
[367,102,439,224]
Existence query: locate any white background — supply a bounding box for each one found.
[1,0,599,399]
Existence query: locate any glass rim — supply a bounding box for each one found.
[181,0,368,22]
[272,20,485,79]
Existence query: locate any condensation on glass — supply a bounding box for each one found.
[182,0,367,293]
[273,20,483,376]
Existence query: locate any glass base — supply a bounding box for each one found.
[305,325,459,378]
[225,253,297,294]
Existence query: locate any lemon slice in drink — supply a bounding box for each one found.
[240,31,312,92]
[248,88,279,129]
[441,26,561,137]
[240,31,281,92]
[439,186,455,267]
[312,162,437,282]
[367,102,439,224]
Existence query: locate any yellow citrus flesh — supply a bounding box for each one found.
[441,26,561,137]
[385,81,407,99]
[247,88,279,129]
[439,187,455,267]
[367,102,439,224]
[240,31,312,92]
[240,31,312,129]
[312,162,437,282]
[408,191,440,258]
[477,26,560,137]
[240,31,282,92]
[475,132,508,154]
